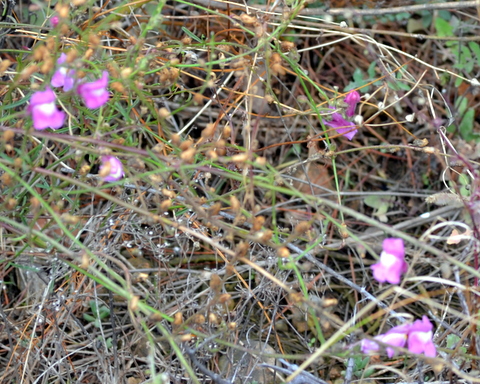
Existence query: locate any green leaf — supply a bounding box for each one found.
[364,195,393,222]
[455,97,468,114]
[446,334,467,353]
[453,45,473,73]
[367,61,376,78]
[387,80,411,92]
[468,42,480,66]
[83,314,96,322]
[459,108,476,141]
[395,12,411,22]
[345,67,370,93]
[181,27,204,44]
[352,67,364,83]
[364,195,382,209]
[420,11,433,29]
[435,18,454,37]
[438,10,452,21]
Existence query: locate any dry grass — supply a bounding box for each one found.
[1,0,480,383]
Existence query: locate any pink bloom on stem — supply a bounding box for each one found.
[324,112,358,140]
[100,155,124,182]
[361,323,410,358]
[50,15,60,27]
[408,316,436,357]
[344,90,361,117]
[27,88,66,130]
[360,338,380,355]
[77,71,109,109]
[51,53,76,92]
[371,238,408,284]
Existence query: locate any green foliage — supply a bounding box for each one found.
[451,97,480,142]
[436,15,480,141]
[83,300,111,328]
[345,61,410,94]
[343,355,374,379]
[446,334,467,354]
[435,15,480,87]
[364,195,394,223]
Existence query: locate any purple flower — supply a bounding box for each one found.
[99,155,124,182]
[344,90,360,117]
[324,112,358,140]
[408,316,436,357]
[27,88,66,130]
[51,54,76,92]
[361,323,410,358]
[77,71,109,109]
[371,238,408,284]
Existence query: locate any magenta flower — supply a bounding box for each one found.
[27,88,66,130]
[77,71,109,109]
[323,91,361,140]
[408,316,436,357]
[50,15,59,27]
[371,238,408,284]
[361,317,436,358]
[344,90,361,117]
[361,323,410,358]
[100,155,124,182]
[324,112,358,140]
[51,54,76,92]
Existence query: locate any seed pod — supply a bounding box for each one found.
[230,195,240,213]
[277,247,290,258]
[208,313,220,325]
[180,147,196,163]
[201,123,216,139]
[218,293,231,304]
[294,221,310,235]
[252,215,265,231]
[240,13,257,25]
[174,312,183,326]
[129,296,139,312]
[210,274,222,294]
[425,193,463,206]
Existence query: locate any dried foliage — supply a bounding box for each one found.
[1,0,480,383]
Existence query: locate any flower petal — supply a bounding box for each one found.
[324,112,358,140]
[344,90,360,117]
[100,155,124,182]
[77,71,109,109]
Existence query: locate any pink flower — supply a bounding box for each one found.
[51,53,76,92]
[361,323,410,358]
[371,238,408,284]
[344,90,361,117]
[324,112,358,140]
[408,316,436,357]
[99,156,124,182]
[77,71,109,109]
[27,88,66,130]
[50,15,60,27]
[361,317,436,358]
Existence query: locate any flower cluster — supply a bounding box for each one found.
[26,54,122,182]
[371,238,408,284]
[323,90,360,140]
[51,53,76,92]
[361,316,436,358]
[27,54,110,131]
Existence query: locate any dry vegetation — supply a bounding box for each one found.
[1,0,480,383]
